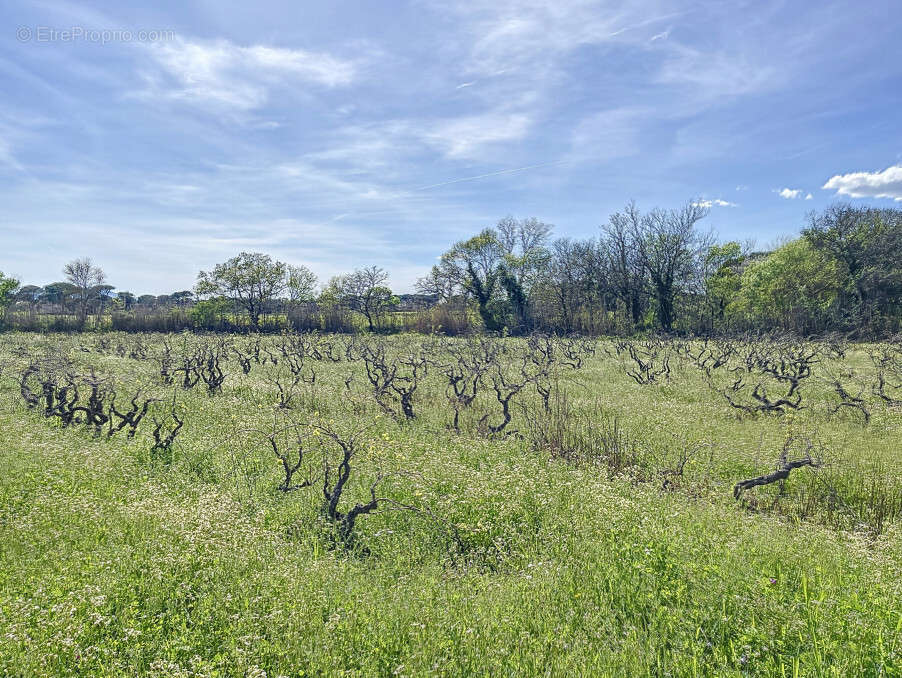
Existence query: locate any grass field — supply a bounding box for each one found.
[1,332,900,676]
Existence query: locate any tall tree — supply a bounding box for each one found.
[327,266,396,331]
[633,202,711,331]
[701,241,745,331]
[601,203,646,327]
[420,228,507,331]
[803,204,902,330]
[539,237,606,333]
[286,264,319,304]
[170,290,195,307]
[41,282,78,310]
[495,216,553,331]
[63,257,106,322]
[15,285,42,312]
[93,284,116,317]
[732,238,842,333]
[421,218,552,332]
[117,291,136,311]
[196,252,287,330]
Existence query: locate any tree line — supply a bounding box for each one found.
[2,202,900,337]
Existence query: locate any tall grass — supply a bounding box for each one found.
[0,332,900,676]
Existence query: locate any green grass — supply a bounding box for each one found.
[0,332,900,676]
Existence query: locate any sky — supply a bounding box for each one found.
[1,0,902,294]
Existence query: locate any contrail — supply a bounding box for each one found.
[415,160,568,191]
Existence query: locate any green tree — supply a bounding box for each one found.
[803,204,902,330]
[731,239,841,332]
[287,264,318,304]
[702,241,744,329]
[421,218,552,332]
[117,291,136,311]
[191,297,231,329]
[170,290,195,307]
[0,271,20,323]
[420,229,506,331]
[41,282,79,311]
[325,266,397,331]
[196,252,288,330]
[495,217,552,331]
[15,285,42,310]
[93,284,116,317]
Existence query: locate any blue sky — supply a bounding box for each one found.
[2,0,902,294]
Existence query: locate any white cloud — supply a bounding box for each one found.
[569,108,646,163]
[244,46,354,85]
[693,198,737,208]
[822,165,902,202]
[0,111,59,173]
[307,111,533,165]
[657,45,776,99]
[139,38,356,111]
[434,0,683,79]
[426,0,782,170]
[0,137,24,172]
[777,187,803,199]
[423,112,532,159]
[805,193,813,200]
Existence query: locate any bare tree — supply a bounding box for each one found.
[601,204,646,328]
[633,202,711,331]
[63,258,106,323]
[540,237,606,333]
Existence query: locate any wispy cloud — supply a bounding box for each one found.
[693,198,737,208]
[436,0,683,77]
[568,107,646,163]
[415,160,567,190]
[822,165,902,201]
[656,45,777,99]
[0,109,63,174]
[4,0,901,295]
[0,137,24,172]
[305,112,534,167]
[422,112,532,160]
[136,38,356,112]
